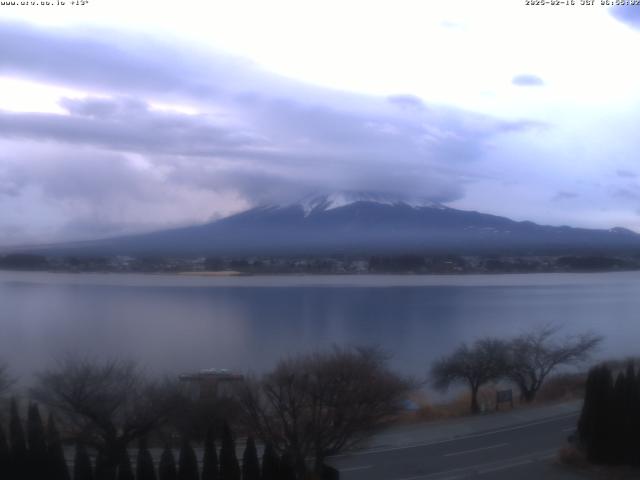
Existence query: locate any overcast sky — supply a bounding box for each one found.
[1,1,640,245]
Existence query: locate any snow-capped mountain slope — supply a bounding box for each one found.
[34,191,640,256]
[292,192,447,216]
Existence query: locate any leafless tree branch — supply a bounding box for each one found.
[430,338,510,414]
[238,346,412,477]
[30,356,183,480]
[506,325,602,402]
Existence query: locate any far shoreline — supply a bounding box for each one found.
[176,270,246,277]
[2,268,640,289]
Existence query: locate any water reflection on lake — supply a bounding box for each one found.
[1,271,639,383]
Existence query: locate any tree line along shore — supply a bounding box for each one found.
[3,252,640,274]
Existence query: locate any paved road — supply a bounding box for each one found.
[328,412,585,480]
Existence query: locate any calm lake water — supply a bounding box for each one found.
[1,271,639,384]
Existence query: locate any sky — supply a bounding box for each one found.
[1,1,640,245]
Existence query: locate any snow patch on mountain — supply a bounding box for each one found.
[610,227,636,235]
[293,192,447,216]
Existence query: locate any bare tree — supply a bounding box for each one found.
[506,325,602,403]
[431,338,509,414]
[31,357,182,480]
[239,346,412,477]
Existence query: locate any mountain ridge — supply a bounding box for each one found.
[10,191,640,257]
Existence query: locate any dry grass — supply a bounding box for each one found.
[398,372,587,425]
[407,385,505,423]
[534,372,586,404]
[412,393,471,422]
[557,446,590,469]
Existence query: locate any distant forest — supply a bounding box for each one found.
[1,252,640,274]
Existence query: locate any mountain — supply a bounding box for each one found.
[26,192,640,256]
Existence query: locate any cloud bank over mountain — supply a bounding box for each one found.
[1,13,640,245]
[0,22,546,244]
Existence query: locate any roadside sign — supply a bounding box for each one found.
[496,389,514,410]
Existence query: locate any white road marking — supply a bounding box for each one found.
[477,458,531,474]
[389,448,557,480]
[330,412,578,458]
[443,442,508,457]
[537,452,556,460]
[509,414,529,421]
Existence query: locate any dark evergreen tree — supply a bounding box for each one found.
[321,464,340,480]
[201,427,218,480]
[9,398,28,480]
[116,449,135,480]
[158,445,178,480]
[278,451,296,480]
[629,368,640,466]
[241,437,260,480]
[136,438,157,480]
[95,451,106,480]
[578,365,614,464]
[47,413,71,480]
[95,450,115,480]
[611,372,626,464]
[577,363,640,466]
[0,425,11,480]
[578,366,596,439]
[178,437,199,480]
[595,365,615,465]
[219,423,240,480]
[260,444,278,480]
[622,364,639,466]
[73,443,94,480]
[27,403,49,480]
[633,365,640,466]
[578,366,600,461]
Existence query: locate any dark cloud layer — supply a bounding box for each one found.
[552,191,578,202]
[512,74,544,87]
[0,23,218,98]
[387,95,427,110]
[617,169,637,178]
[0,21,541,243]
[610,5,640,30]
[0,98,265,158]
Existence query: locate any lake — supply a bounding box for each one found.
[1,270,639,385]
